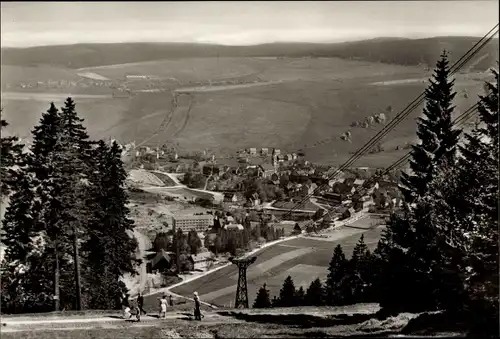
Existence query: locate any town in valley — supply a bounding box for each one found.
[0,2,498,338]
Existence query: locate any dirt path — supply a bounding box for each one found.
[1,312,235,333]
[134,230,148,293]
[171,95,194,138]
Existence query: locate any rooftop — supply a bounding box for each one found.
[173,214,214,221]
[260,163,275,171]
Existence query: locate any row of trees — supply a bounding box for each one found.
[205,221,285,256]
[153,229,203,255]
[372,57,498,336]
[256,55,498,336]
[253,236,372,308]
[1,99,138,313]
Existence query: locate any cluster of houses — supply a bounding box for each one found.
[11,78,113,90]
[242,147,299,163]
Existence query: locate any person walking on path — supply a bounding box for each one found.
[137,292,147,315]
[122,294,132,320]
[131,300,141,322]
[159,294,168,319]
[193,292,203,321]
[169,294,174,307]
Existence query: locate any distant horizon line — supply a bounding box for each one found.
[2,34,496,49]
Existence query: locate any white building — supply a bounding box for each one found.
[173,215,214,233]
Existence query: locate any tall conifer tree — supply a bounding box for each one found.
[84,141,138,309]
[253,283,272,308]
[400,51,461,204]
[325,244,350,305]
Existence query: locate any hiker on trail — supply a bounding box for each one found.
[137,292,147,315]
[169,294,173,307]
[122,294,132,320]
[123,298,132,320]
[122,293,130,308]
[159,294,168,319]
[193,291,202,321]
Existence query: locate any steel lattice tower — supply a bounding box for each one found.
[230,256,257,308]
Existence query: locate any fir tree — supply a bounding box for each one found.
[305,278,325,306]
[375,53,463,314]
[349,235,374,302]
[1,101,82,312]
[427,69,499,335]
[187,230,202,255]
[325,244,350,305]
[253,283,272,308]
[84,141,138,309]
[154,232,171,252]
[277,275,297,307]
[0,117,24,197]
[29,103,61,181]
[295,286,305,306]
[400,51,461,204]
[1,171,40,263]
[59,98,92,161]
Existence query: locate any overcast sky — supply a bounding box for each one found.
[1,1,498,47]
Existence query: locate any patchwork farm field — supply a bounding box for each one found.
[149,223,384,309]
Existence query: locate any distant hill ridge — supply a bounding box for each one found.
[1,36,498,70]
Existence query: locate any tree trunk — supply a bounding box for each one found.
[73,226,82,310]
[54,242,60,312]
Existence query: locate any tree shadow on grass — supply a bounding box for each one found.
[217,311,374,328]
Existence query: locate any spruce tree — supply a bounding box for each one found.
[400,51,461,204]
[1,171,40,262]
[295,286,305,306]
[29,103,62,181]
[349,235,374,303]
[325,244,350,305]
[0,117,24,197]
[460,69,499,337]
[375,53,462,314]
[1,101,81,312]
[277,275,297,307]
[305,278,325,306]
[427,69,499,335]
[187,230,202,255]
[154,232,171,252]
[253,283,272,308]
[84,140,138,309]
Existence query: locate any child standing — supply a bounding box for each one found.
[159,294,168,319]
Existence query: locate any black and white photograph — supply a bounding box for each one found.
[0,1,498,338]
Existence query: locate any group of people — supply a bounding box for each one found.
[122,291,203,321]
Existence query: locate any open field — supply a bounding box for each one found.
[152,224,383,308]
[1,65,82,85]
[0,95,128,140]
[1,48,493,166]
[77,57,267,82]
[1,91,174,143]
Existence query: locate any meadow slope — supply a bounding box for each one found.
[1,37,497,70]
[149,225,384,309]
[1,52,493,166]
